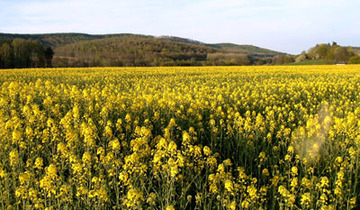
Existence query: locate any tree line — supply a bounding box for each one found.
[0,36,288,68]
[52,36,286,67]
[2,37,359,68]
[295,42,360,64]
[0,38,54,69]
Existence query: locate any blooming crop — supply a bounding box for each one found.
[0,65,360,209]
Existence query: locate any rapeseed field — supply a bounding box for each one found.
[0,66,360,209]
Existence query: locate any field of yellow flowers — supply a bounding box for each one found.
[1,65,360,209]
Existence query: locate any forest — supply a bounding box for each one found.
[0,33,359,68]
[0,33,285,68]
[294,42,360,64]
[0,38,53,68]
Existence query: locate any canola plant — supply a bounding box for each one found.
[0,66,360,209]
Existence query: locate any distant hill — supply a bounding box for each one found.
[213,43,282,57]
[53,36,218,67]
[0,33,152,47]
[0,32,288,67]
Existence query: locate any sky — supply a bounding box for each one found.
[0,0,359,54]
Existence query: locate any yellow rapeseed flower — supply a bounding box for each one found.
[224,179,234,192]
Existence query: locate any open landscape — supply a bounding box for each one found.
[2,0,360,209]
[1,65,360,209]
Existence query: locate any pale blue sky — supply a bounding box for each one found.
[1,0,359,54]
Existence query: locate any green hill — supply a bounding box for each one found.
[0,32,288,67]
[0,33,152,47]
[213,43,284,57]
[53,36,218,67]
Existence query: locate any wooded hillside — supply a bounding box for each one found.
[0,33,286,68]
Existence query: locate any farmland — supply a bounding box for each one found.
[1,65,360,209]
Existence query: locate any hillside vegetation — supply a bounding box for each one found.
[294,42,360,64]
[2,33,359,68]
[0,33,286,68]
[53,36,217,67]
[0,38,53,68]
